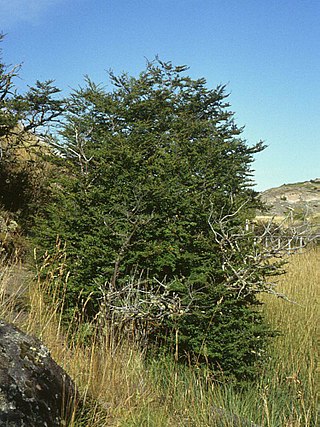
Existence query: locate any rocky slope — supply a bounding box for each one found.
[258,178,320,221]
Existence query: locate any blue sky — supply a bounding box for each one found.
[1,0,319,191]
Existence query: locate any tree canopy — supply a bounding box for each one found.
[34,59,272,380]
[0,34,63,224]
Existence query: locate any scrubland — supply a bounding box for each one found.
[0,247,318,426]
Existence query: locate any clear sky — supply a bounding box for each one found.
[1,0,319,191]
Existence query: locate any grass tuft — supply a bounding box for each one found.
[0,247,318,426]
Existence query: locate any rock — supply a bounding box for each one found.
[0,319,77,426]
[258,178,320,218]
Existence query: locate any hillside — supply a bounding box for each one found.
[258,178,320,223]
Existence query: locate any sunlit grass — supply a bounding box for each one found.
[0,247,318,426]
[259,247,319,427]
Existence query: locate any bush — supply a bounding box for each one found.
[35,59,273,381]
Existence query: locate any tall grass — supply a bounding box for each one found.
[258,247,319,427]
[0,247,318,426]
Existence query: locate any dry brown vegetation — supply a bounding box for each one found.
[0,247,318,426]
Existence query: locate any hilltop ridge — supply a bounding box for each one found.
[258,178,320,222]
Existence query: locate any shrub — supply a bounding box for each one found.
[35,59,274,381]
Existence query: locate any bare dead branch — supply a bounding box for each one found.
[208,201,318,299]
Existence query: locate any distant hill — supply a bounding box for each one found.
[257,178,320,224]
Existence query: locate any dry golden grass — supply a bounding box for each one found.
[260,247,319,427]
[0,247,318,426]
[263,247,319,360]
[0,255,153,426]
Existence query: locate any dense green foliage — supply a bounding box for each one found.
[34,59,272,380]
[0,34,275,380]
[0,34,63,229]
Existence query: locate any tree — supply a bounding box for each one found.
[0,34,64,227]
[36,59,272,380]
[0,34,21,140]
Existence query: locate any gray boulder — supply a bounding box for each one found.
[0,320,77,426]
